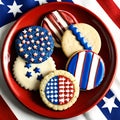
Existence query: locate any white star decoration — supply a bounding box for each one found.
[102,96,118,113]
[7,1,23,17]
[0,0,4,5]
[34,0,47,5]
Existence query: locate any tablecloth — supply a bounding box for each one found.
[0,0,120,120]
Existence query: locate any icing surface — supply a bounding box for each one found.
[41,10,78,47]
[67,51,105,90]
[15,26,54,63]
[68,24,92,50]
[45,75,75,105]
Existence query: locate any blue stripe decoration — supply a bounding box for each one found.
[94,60,105,87]
[67,54,78,76]
[68,24,92,50]
[80,52,93,89]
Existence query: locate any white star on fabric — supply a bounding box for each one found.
[7,1,23,17]
[0,0,4,5]
[34,0,47,5]
[102,96,118,113]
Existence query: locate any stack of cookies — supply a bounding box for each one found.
[12,10,105,111]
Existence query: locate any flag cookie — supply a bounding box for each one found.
[41,10,78,47]
[13,56,56,90]
[15,26,54,63]
[62,23,101,57]
[66,51,105,90]
[39,70,79,110]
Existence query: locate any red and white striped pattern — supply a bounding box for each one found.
[58,76,74,104]
[41,10,78,47]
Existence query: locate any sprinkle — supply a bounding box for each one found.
[27,47,32,50]
[24,34,27,38]
[31,58,34,62]
[19,48,24,52]
[40,47,43,51]
[33,45,37,49]
[22,30,27,34]
[33,53,38,57]
[36,28,39,32]
[40,37,44,41]
[19,36,23,40]
[39,57,43,62]
[28,28,32,32]
[45,36,48,40]
[26,71,32,78]
[47,47,51,51]
[47,42,50,45]
[41,32,44,35]
[29,35,33,39]
[18,43,22,47]
[36,40,40,44]
[36,33,39,37]
[26,41,30,44]
[31,39,34,43]
[34,67,40,73]
[24,54,29,58]
[41,52,45,56]
[41,42,45,46]
[22,40,26,44]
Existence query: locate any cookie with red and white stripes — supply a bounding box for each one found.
[66,51,105,90]
[41,10,78,47]
[39,70,79,111]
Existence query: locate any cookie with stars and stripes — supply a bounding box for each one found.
[15,26,54,63]
[41,10,78,48]
[39,70,79,111]
[61,23,101,57]
[13,56,56,91]
[66,50,105,90]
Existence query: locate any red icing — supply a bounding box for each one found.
[58,75,75,105]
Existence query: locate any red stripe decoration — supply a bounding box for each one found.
[97,0,120,28]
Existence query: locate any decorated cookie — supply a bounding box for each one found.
[15,26,54,63]
[39,70,79,111]
[13,56,56,90]
[41,10,78,47]
[66,51,105,90]
[62,23,101,57]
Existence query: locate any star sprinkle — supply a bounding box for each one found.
[34,67,40,73]
[24,62,31,69]
[26,71,32,78]
[37,74,43,81]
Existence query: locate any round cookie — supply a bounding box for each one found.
[15,26,54,63]
[62,23,101,57]
[66,50,105,90]
[39,70,79,111]
[13,56,56,90]
[41,10,78,48]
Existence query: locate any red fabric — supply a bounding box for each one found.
[97,0,120,28]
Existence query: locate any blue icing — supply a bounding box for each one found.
[45,76,59,105]
[15,26,54,63]
[68,24,92,50]
[80,52,93,89]
[94,59,105,87]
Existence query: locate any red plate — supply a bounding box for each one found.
[1,2,117,119]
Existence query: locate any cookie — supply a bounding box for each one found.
[15,26,54,63]
[41,10,78,48]
[66,51,105,90]
[13,56,56,90]
[61,23,101,57]
[39,70,79,111]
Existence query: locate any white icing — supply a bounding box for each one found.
[87,54,99,89]
[74,51,85,85]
